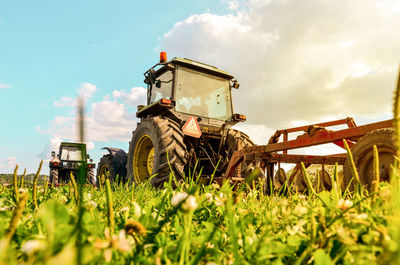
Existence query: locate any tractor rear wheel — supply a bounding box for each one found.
[127,117,187,187]
[343,128,396,191]
[97,154,115,187]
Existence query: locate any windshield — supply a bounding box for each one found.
[149,70,173,104]
[60,146,83,161]
[175,66,232,120]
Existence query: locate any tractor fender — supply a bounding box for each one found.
[101,147,128,177]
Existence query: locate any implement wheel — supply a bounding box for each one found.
[343,128,396,191]
[127,117,187,187]
[97,154,114,187]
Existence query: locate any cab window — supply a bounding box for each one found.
[149,70,173,104]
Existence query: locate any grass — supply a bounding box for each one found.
[0,167,398,264]
[0,68,399,264]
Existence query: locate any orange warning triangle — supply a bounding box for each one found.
[182,116,202,138]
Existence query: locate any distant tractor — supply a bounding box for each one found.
[49,142,96,185]
[97,52,259,187]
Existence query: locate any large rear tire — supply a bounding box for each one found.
[343,128,396,191]
[127,117,187,187]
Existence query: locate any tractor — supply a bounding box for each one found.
[97,52,398,193]
[97,52,259,187]
[49,142,96,185]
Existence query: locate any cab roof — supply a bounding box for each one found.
[169,57,234,80]
[60,142,86,148]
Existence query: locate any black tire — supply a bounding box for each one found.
[226,129,265,183]
[88,168,95,185]
[127,117,187,187]
[343,128,396,191]
[49,168,59,185]
[96,154,115,187]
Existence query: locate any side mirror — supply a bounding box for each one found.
[231,79,240,89]
[155,80,161,88]
[51,151,56,158]
[87,154,90,159]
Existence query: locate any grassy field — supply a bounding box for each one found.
[1,71,399,265]
[1,162,400,265]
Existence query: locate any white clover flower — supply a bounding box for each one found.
[205,193,213,203]
[60,196,68,203]
[132,202,141,217]
[120,206,130,213]
[182,195,198,212]
[171,192,188,207]
[293,205,307,216]
[246,235,255,245]
[87,200,98,209]
[337,199,353,210]
[298,195,306,200]
[349,213,368,220]
[206,242,214,249]
[215,193,226,206]
[21,240,45,255]
[18,188,28,194]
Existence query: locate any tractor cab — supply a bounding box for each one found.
[139,52,246,133]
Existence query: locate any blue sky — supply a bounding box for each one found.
[1,0,400,173]
[0,0,238,173]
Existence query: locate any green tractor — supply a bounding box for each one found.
[97,52,260,187]
[49,142,96,185]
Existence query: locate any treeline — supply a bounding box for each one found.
[0,174,47,186]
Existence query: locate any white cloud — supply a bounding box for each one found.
[226,0,239,10]
[0,83,11,90]
[0,157,17,170]
[53,83,97,108]
[53,96,76,108]
[112,87,147,107]
[161,0,400,134]
[41,85,147,144]
[78,82,97,100]
[233,123,274,145]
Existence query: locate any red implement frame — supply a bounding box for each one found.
[222,117,393,184]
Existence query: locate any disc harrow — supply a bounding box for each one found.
[220,118,394,193]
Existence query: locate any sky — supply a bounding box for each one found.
[1,0,400,174]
